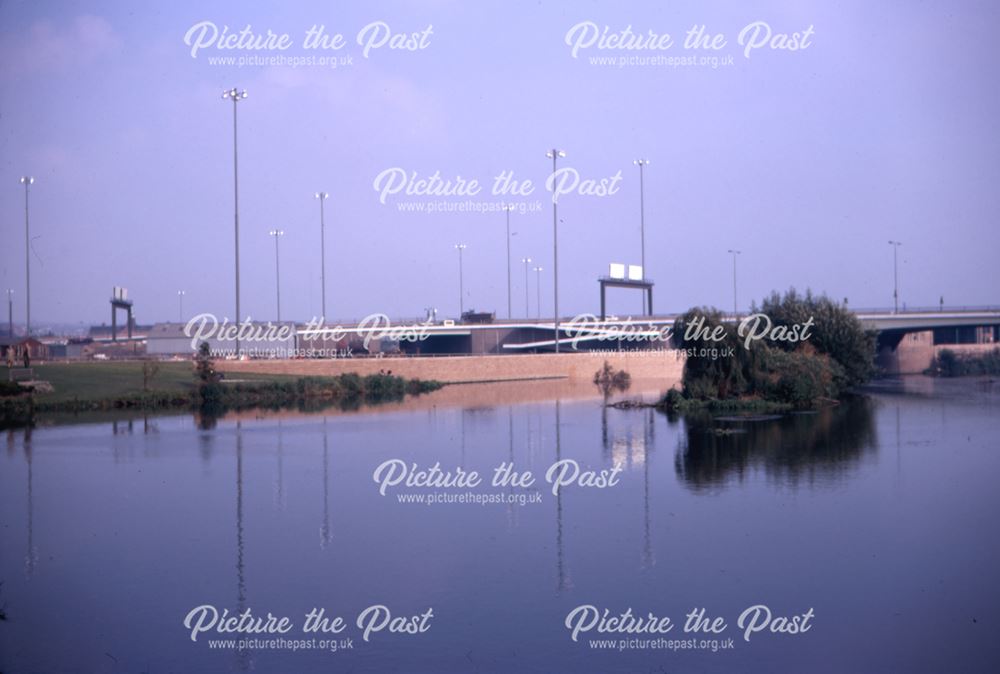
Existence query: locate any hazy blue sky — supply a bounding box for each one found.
[2,0,998,326]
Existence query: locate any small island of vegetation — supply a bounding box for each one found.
[661,289,876,412]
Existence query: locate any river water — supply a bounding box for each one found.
[1,376,998,673]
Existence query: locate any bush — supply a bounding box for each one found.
[931,347,1000,377]
[758,347,840,407]
[594,361,632,394]
[757,288,875,389]
[0,381,29,397]
[670,290,875,408]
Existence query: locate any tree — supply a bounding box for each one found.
[670,291,875,407]
[195,342,218,384]
[757,288,876,389]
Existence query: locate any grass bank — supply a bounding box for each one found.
[0,361,442,427]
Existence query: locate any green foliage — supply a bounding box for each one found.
[195,343,219,384]
[672,307,762,400]
[930,348,1000,376]
[756,347,841,406]
[594,361,632,394]
[0,380,29,397]
[757,288,876,389]
[669,290,875,409]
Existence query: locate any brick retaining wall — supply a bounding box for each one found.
[216,349,685,386]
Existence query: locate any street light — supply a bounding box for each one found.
[314,192,329,321]
[546,149,566,352]
[6,289,13,338]
[19,177,34,336]
[633,159,650,313]
[888,240,902,313]
[521,257,532,317]
[533,266,544,319]
[222,87,248,354]
[270,230,285,321]
[727,249,741,317]
[454,244,467,316]
[178,290,186,323]
[503,205,514,319]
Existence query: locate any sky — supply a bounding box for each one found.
[1,0,998,328]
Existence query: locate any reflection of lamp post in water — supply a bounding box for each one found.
[234,421,251,670]
[555,400,572,592]
[505,407,517,530]
[641,408,655,569]
[320,417,332,549]
[25,428,38,578]
[274,420,285,509]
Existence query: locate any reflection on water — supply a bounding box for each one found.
[1,377,998,673]
[672,397,878,490]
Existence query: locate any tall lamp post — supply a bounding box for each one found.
[19,176,34,336]
[888,240,902,313]
[521,257,532,317]
[546,149,566,352]
[533,266,544,319]
[222,87,248,354]
[503,205,513,319]
[633,159,650,313]
[727,249,741,318]
[177,290,186,323]
[314,192,329,321]
[6,289,13,338]
[270,230,284,321]
[454,244,467,316]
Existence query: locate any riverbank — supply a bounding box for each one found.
[0,362,442,427]
[927,347,1000,377]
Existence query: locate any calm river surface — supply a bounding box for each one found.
[1,376,998,673]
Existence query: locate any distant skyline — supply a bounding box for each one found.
[2,0,999,326]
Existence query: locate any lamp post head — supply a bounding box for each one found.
[633,159,650,166]
[521,257,532,264]
[454,243,467,250]
[728,249,741,255]
[19,176,34,185]
[269,229,284,237]
[222,88,248,100]
[315,192,329,200]
[533,266,543,272]
[546,149,566,159]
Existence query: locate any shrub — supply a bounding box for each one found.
[594,361,632,394]
[757,288,876,389]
